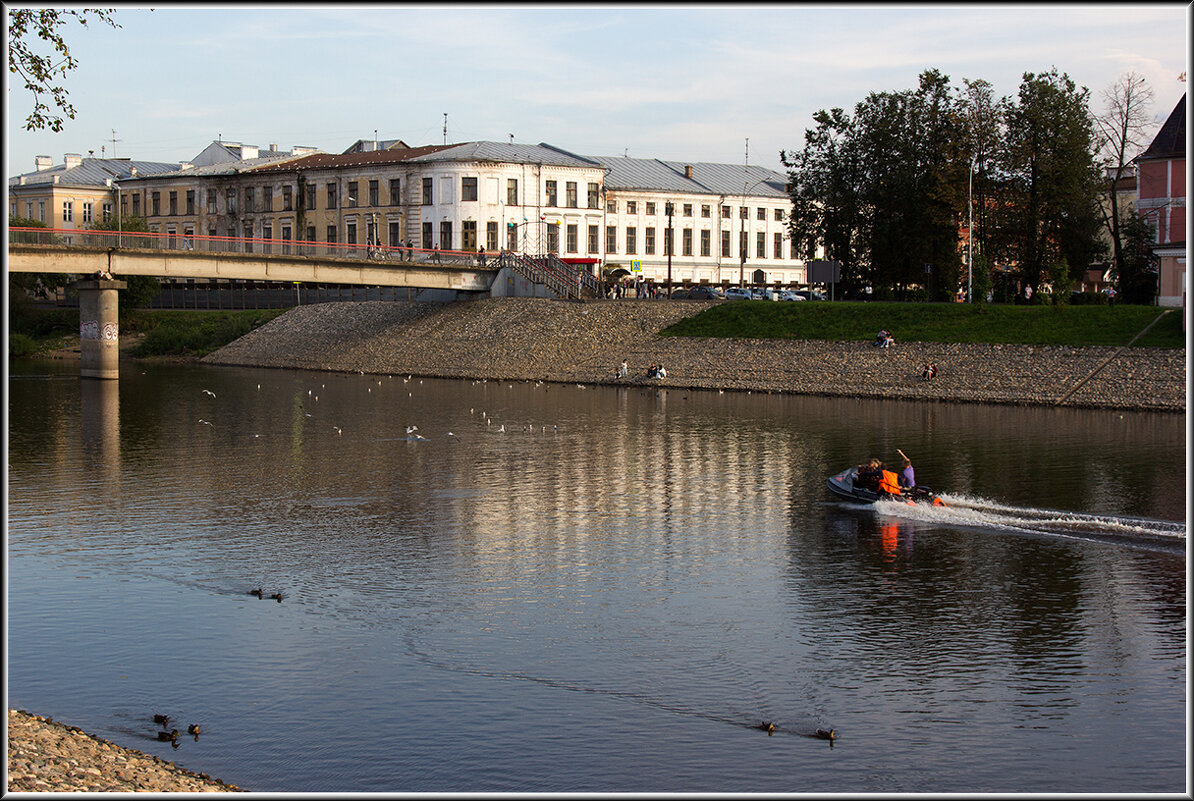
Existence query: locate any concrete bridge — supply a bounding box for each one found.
[8,231,601,379]
[7,243,497,293]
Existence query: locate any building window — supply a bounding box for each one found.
[700,229,711,257]
[587,182,599,209]
[774,208,784,222]
[645,226,656,255]
[62,200,75,222]
[462,177,478,202]
[606,225,617,253]
[422,177,433,205]
[440,221,452,250]
[588,224,599,254]
[721,205,730,219]
[507,178,518,205]
[369,180,379,207]
[25,201,33,218]
[627,200,637,214]
[131,194,140,217]
[102,202,112,222]
[185,190,195,214]
[261,223,272,253]
[283,185,292,211]
[327,183,337,210]
[545,180,558,207]
[756,207,765,220]
[775,233,783,260]
[150,193,160,216]
[263,186,272,211]
[683,203,692,217]
[390,179,401,205]
[566,224,578,253]
[169,191,178,215]
[566,181,578,208]
[507,222,518,251]
[740,207,748,220]
[462,220,477,250]
[82,202,93,223]
[683,228,693,256]
[757,231,766,257]
[347,182,359,207]
[303,184,314,211]
[365,217,375,246]
[390,221,401,248]
[646,201,656,216]
[327,225,337,244]
[226,188,238,215]
[281,224,293,254]
[702,204,711,218]
[244,222,254,250]
[421,221,432,248]
[740,231,748,260]
[606,199,617,214]
[486,221,498,251]
[626,226,637,254]
[721,229,730,258]
[664,226,673,256]
[546,223,559,254]
[346,221,356,246]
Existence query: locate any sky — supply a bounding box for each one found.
[4,4,1189,177]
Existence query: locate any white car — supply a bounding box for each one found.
[724,287,753,301]
[777,290,807,301]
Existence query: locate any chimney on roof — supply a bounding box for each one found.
[684,165,693,179]
[35,155,53,171]
[130,166,138,177]
[179,162,194,171]
[241,145,258,160]
[269,143,277,152]
[65,153,83,169]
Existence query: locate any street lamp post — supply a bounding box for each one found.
[967,156,975,302]
[665,201,674,298]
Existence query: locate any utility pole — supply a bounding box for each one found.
[968,155,975,303]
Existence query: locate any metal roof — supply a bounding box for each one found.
[8,158,183,189]
[245,143,460,173]
[589,156,788,198]
[411,141,601,168]
[119,153,309,182]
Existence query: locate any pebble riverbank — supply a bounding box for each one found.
[7,709,243,793]
[203,297,1186,412]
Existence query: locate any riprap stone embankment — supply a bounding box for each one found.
[202,297,1186,412]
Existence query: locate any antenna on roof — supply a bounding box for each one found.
[374,129,378,150]
[623,148,628,157]
[509,133,514,144]
[443,113,448,145]
[109,129,121,158]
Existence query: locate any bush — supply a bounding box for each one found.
[9,333,41,358]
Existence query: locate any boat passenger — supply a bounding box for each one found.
[877,467,902,496]
[856,459,882,491]
[897,449,915,489]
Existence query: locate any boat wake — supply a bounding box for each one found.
[871,493,1186,552]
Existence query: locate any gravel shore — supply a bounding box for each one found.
[204,297,1186,412]
[7,709,244,793]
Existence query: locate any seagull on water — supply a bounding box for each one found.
[202,389,216,397]
[405,425,419,435]
[198,419,213,426]
[332,426,342,435]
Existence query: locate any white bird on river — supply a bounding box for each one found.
[202,389,216,397]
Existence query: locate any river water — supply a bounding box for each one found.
[7,360,1187,793]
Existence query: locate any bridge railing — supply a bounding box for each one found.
[7,226,493,268]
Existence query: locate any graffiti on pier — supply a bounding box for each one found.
[80,321,119,341]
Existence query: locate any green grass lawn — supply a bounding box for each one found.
[660,301,1186,348]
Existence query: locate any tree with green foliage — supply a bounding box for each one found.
[994,68,1106,293]
[1115,212,1159,304]
[7,7,120,132]
[781,107,867,296]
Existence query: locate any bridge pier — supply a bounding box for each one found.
[74,278,126,380]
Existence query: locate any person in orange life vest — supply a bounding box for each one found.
[856,458,882,491]
[877,465,903,496]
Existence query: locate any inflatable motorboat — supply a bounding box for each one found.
[826,466,946,507]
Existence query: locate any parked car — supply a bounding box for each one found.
[724,287,753,301]
[777,290,807,301]
[795,290,827,301]
[687,286,724,300]
[670,288,692,299]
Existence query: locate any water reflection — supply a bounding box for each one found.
[6,362,1187,793]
